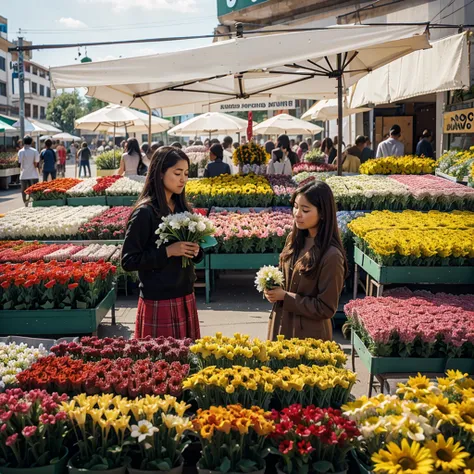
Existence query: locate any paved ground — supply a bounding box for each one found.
[1,160,372,399]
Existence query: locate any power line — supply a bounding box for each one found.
[438,0,474,21]
[431,0,456,23]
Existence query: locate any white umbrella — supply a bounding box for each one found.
[0,119,16,132]
[168,112,250,137]
[301,99,371,121]
[52,132,82,141]
[254,114,322,135]
[12,118,48,136]
[75,104,171,145]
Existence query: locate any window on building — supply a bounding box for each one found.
[40,106,46,119]
[33,105,38,119]
[40,85,45,96]
[32,67,38,75]
[0,82,6,97]
[47,87,51,98]
[24,64,31,73]
[39,69,46,78]
[32,82,37,94]
[0,56,5,71]
[25,103,31,118]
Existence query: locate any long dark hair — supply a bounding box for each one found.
[134,146,192,217]
[277,134,291,151]
[320,138,333,154]
[281,181,348,278]
[126,138,142,158]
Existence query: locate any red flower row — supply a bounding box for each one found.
[17,356,190,399]
[92,175,123,194]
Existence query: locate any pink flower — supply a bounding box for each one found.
[6,433,18,446]
[22,426,38,438]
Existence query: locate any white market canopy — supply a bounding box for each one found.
[0,119,16,132]
[254,113,323,135]
[75,104,171,133]
[168,112,249,136]
[350,32,469,108]
[11,119,62,137]
[52,132,82,141]
[301,98,371,121]
[51,25,429,112]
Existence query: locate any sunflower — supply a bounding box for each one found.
[407,374,432,391]
[458,400,474,434]
[425,434,469,472]
[372,439,433,474]
[424,394,462,425]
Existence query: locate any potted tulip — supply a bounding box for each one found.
[128,395,193,474]
[192,404,274,474]
[269,404,360,474]
[0,389,70,474]
[61,394,131,474]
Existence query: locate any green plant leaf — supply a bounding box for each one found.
[237,459,257,473]
[220,457,231,473]
[312,461,334,473]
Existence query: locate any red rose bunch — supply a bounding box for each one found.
[17,356,189,399]
[92,175,123,195]
[51,335,192,363]
[269,404,360,474]
[78,206,133,240]
[0,388,69,468]
[0,260,116,310]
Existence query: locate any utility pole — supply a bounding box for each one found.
[18,36,25,139]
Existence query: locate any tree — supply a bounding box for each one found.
[46,91,85,134]
[85,97,108,114]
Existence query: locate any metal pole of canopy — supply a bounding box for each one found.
[336,53,343,177]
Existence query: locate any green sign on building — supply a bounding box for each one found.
[217,0,269,16]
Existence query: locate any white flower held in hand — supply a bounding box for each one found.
[255,265,284,293]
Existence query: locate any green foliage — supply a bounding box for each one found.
[46,91,85,134]
[95,150,122,170]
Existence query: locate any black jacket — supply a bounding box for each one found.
[204,159,231,178]
[121,204,204,300]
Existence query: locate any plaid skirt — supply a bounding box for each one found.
[135,294,201,340]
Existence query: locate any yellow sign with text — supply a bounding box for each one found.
[444,108,474,133]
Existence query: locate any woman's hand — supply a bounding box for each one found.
[264,287,286,303]
[166,242,200,259]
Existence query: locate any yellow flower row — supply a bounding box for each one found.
[191,333,346,368]
[183,364,356,393]
[186,174,273,197]
[348,210,474,260]
[360,155,436,175]
[193,405,274,439]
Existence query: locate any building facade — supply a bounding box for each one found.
[216,0,474,156]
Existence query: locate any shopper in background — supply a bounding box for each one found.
[355,135,373,164]
[170,142,183,149]
[268,137,293,176]
[40,139,57,182]
[416,129,434,158]
[265,140,275,156]
[376,124,404,158]
[56,141,67,177]
[266,180,348,341]
[333,145,361,173]
[274,134,298,167]
[361,136,374,163]
[18,135,40,205]
[222,136,237,175]
[290,138,298,153]
[204,143,231,178]
[69,141,78,161]
[77,142,92,178]
[297,141,309,162]
[121,147,203,339]
[306,137,313,151]
[321,137,336,164]
[313,140,321,151]
[119,138,143,176]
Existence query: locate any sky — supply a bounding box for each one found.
[3,0,218,68]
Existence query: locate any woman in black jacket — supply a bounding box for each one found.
[121,147,204,339]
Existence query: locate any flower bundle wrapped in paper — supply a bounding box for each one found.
[193,405,274,473]
[155,211,215,268]
[343,371,474,473]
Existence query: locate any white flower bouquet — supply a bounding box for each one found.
[255,265,284,294]
[155,211,216,267]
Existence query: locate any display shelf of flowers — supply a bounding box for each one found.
[25,178,82,206]
[65,176,123,206]
[348,210,474,289]
[0,260,117,335]
[232,141,269,175]
[359,155,436,175]
[345,289,474,392]
[94,150,122,177]
[343,371,474,474]
[435,147,474,183]
[0,152,20,179]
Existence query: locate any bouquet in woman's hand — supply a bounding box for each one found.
[156,211,216,268]
[255,265,284,294]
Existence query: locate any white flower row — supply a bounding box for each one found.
[71,244,119,262]
[106,176,145,196]
[67,178,99,197]
[0,342,49,388]
[325,175,410,199]
[0,206,108,240]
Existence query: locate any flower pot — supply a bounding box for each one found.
[67,457,126,474]
[351,451,374,474]
[0,448,69,474]
[128,464,182,474]
[97,169,119,177]
[198,468,264,474]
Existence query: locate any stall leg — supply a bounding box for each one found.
[353,264,359,300]
[368,373,375,397]
[111,304,116,326]
[205,268,210,304]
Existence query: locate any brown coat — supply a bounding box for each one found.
[267,245,346,341]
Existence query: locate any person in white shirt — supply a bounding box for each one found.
[376,124,405,158]
[18,135,40,206]
[222,135,238,175]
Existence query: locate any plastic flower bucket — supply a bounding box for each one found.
[0,448,69,474]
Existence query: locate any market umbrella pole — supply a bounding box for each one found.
[113,124,116,168]
[337,53,343,177]
[148,109,152,146]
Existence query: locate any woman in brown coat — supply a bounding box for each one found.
[266,181,348,341]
